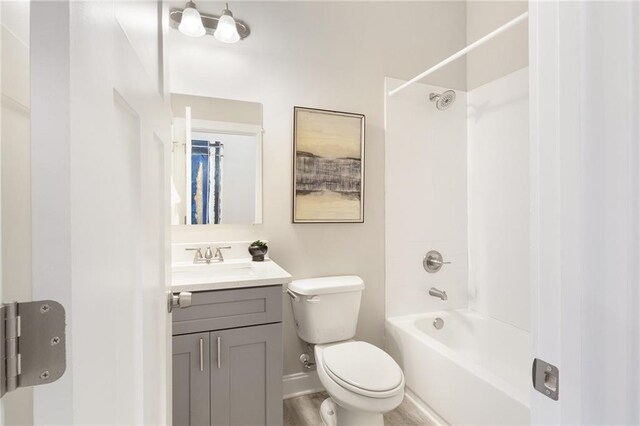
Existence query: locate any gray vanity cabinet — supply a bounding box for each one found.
[211,323,283,426]
[173,333,211,426]
[172,285,283,426]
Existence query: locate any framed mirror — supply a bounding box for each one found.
[171,94,263,225]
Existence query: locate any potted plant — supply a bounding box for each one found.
[248,240,268,261]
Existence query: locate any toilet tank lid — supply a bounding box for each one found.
[288,275,364,296]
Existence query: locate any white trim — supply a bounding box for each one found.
[282,371,324,400]
[254,130,263,224]
[529,1,565,422]
[185,106,192,224]
[530,2,640,423]
[404,388,448,426]
[190,119,263,136]
[388,12,528,97]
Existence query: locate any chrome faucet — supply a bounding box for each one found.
[186,247,214,264]
[429,287,448,301]
[186,246,231,264]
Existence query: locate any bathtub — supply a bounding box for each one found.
[386,310,530,425]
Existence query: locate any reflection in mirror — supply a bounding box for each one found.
[171,94,263,225]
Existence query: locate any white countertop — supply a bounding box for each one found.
[171,258,292,292]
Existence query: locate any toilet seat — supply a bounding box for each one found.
[314,341,405,418]
[321,341,404,398]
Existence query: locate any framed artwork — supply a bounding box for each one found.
[292,106,365,223]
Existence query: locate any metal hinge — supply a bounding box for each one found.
[0,300,66,399]
[532,358,559,401]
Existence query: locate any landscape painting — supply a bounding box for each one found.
[293,107,365,223]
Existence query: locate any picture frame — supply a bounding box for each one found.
[292,106,365,223]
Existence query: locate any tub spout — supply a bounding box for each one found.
[429,287,448,301]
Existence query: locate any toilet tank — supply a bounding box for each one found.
[287,276,365,344]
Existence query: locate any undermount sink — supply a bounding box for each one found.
[172,261,256,281]
[171,258,292,292]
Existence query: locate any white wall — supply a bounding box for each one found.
[172,93,262,126]
[1,0,30,301]
[1,0,33,423]
[467,67,529,331]
[168,1,468,376]
[466,0,528,90]
[385,78,468,318]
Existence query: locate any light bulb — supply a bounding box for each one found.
[178,2,205,37]
[214,9,240,43]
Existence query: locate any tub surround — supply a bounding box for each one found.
[467,67,530,331]
[384,67,530,426]
[384,77,469,318]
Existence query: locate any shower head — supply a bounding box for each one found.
[429,90,456,110]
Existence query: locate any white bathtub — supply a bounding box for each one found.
[386,310,530,425]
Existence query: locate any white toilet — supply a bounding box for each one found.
[288,276,405,426]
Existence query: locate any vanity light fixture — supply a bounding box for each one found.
[177,1,206,38]
[170,2,250,43]
[214,4,240,43]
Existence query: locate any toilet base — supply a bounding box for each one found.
[320,398,384,426]
[320,398,337,426]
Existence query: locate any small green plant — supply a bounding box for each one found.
[250,240,268,248]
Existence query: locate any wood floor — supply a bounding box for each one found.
[283,392,434,426]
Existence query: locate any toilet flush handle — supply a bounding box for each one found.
[305,296,320,303]
[285,289,300,302]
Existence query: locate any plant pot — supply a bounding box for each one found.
[248,245,268,261]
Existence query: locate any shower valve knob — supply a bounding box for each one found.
[423,250,451,273]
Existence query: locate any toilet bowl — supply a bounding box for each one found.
[314,341,405,426]
[287,276,405,425]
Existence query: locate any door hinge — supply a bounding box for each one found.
[0,300,66,399]
[532,358,559,401]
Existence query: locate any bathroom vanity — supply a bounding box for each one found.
[169,91,283,425]
[170,254,291,426]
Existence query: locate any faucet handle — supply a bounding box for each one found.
[185,247,204,263]
[186,247,203,256]
[213,246,232,261]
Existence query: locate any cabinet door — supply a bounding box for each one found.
[173,333,211,426]
[211,323,283,426]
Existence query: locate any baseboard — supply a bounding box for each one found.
[283,371,324,399]
[404,388,449,426]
